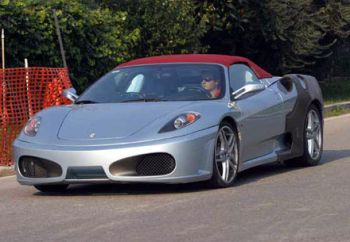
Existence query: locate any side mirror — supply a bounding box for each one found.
[231,83,265,100]
[62,88,79,102]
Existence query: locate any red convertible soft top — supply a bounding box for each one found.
[117,54,272,79]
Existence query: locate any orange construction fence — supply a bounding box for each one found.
[0,67,72,166]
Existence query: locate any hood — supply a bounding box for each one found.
[57,102,192,141]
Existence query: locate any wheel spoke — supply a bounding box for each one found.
[228,135,235,153]
[229,159,236,170]
[224,160,230,181]
[313,138,320,151]
[315,130,321,144]
[308,112,313,129]
[306,128,313,140]
[228,151,236,160]
[215,155,226,163]
[218,131,225,149]
[308,139,314,156]
[221,160,228,181]
[313,122,320,134]
[221,162,225,180]
[221,130,229,150]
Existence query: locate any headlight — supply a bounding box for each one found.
[24,117,41,136]
[159,112,200,133]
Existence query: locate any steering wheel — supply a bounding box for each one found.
[182,86,211,98]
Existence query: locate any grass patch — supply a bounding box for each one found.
[324,106,350,118]
[320,79,350,105]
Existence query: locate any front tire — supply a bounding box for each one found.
[34,184,69,193]
[208,121,239,188]
[284,104,323,167]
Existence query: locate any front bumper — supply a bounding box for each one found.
[13,127,217,185]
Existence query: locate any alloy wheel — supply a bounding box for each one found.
[305,109,322,160]
[214,125,238,184]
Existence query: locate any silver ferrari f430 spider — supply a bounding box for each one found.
[13,54,323,192]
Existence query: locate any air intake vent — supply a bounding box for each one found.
[19,156,62,178]
[279,77,293,92]
[136,153,175,176]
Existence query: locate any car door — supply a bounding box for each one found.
[229,64,285,162]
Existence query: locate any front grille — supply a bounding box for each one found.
[19,156,62,178]
[136,153,175,176]
[66,166,108,179]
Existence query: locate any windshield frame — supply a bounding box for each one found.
[77,63,228,104]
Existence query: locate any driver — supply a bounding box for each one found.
[201,72,221,98]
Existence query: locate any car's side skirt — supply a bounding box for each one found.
[238,151,278,172]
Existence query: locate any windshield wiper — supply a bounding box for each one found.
[75,100,99,104]
[121,98,165,103]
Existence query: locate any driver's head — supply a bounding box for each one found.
[201,71,219,91]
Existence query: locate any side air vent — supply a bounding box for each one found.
[19,156,62,178]
[279,77,294,92]
[284,132,293,149]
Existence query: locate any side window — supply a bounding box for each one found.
[229,64,260,92]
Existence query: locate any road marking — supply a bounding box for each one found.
[325,113,350,122]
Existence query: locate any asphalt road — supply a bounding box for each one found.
[1,114,350,242]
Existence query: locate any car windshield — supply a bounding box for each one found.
[77,64,226,103]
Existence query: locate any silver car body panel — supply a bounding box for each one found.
[14,127,217,185]
[13,63,322,185]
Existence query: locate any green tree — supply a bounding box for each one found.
[265,0,350,73]
[195,0,250,54]
[196,0,350,74]
[194,0,276,73]
[0,0,140,90]
[97,0,207,57]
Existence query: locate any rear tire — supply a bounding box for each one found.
[207,121,239,188]
[34,184,69,193]
[284,104,323,167]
